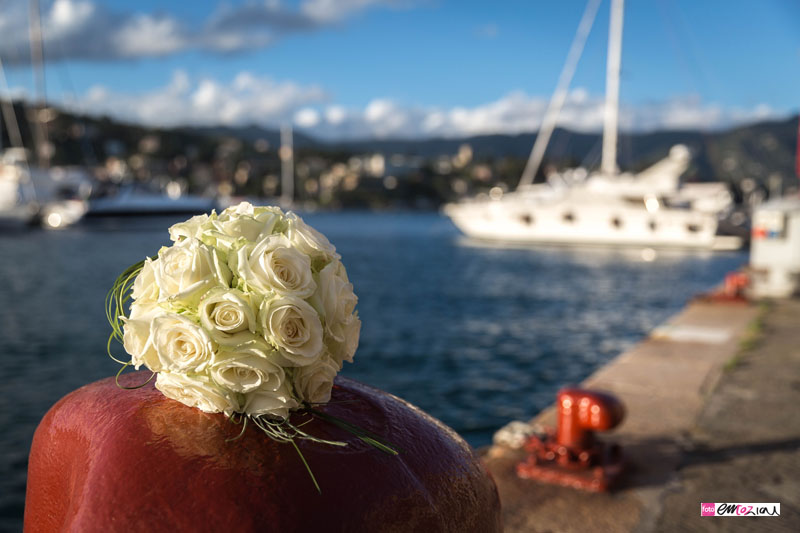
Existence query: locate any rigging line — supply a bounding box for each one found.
[51,38,100,166]
[0,59,26,151]
[517,0,602,189]
[654,0,699,96]
[580,135,602,170]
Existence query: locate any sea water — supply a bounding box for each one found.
[0,211,746,528]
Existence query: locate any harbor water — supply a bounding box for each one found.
[0,211,747,529]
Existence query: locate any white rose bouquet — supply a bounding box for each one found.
[107,203,391,490]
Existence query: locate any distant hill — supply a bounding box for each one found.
[325,129,708,166]
[179,124,318,149]
[2,98,797,198]
[319,117,798,187]
[174,117,799,185]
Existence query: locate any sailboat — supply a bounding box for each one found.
[0,97,92,230]
[0,0,90,229]
[444,0,741,250]
[0,147,90,228]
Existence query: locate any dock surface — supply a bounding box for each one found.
[483,298,800,532]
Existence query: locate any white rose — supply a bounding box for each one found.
[210,342,285,394]
[235,234,316,298]
[310,260,357,342]
[219,202,283,233]
[168,214,211,243]
[208,217,272,249]
[197,208,282,252]
[198,288,260,345]
[151,314,216,373]
[328,315,361,367]
[219,202,284,221]
[122,301,165,370]
[293,355,339,404]
[131,257,159,302]
[260,296,323,366]
[244,381,299,419]
[128,299,163,321]
[286,212,339,262]
[154,238,232,305]
[122,319,158,370]
[156,372,240,415]
[220,202,256,218]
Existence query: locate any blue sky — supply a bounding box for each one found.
[1,0,798,139]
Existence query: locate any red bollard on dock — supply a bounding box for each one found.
[694,270,750,304]
[516,387,625,492]
[722,271,750,300]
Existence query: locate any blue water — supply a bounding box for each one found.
[0,211,746,529]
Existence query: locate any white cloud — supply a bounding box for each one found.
[47,0,94,37]
[78,71,327,127]
[115,14,186,58]
[307,90,785,139]
[191,80,220,110]
[0,0,401,64]
[325,105,347,125]
[302,0,399,23]
[63,72,784,139]
[294,107,321,128]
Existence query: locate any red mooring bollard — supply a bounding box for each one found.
[517,387,625,492]
[723,272,750,299]
[694,270,750,304]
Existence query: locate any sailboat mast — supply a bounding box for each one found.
[601,0,624,176]
[280,124,294,208]
[28,0,50,168]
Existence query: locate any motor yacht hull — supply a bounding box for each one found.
[444,196,732,250]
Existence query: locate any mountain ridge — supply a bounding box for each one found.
[2,99,797,197]
[182,117,798,184]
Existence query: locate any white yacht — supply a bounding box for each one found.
[444,0,740,250]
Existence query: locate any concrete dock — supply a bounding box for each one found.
[483,298,800,532]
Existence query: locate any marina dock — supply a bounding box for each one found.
[483,297,800,532]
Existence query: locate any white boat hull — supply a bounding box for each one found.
[444,195,731,250]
